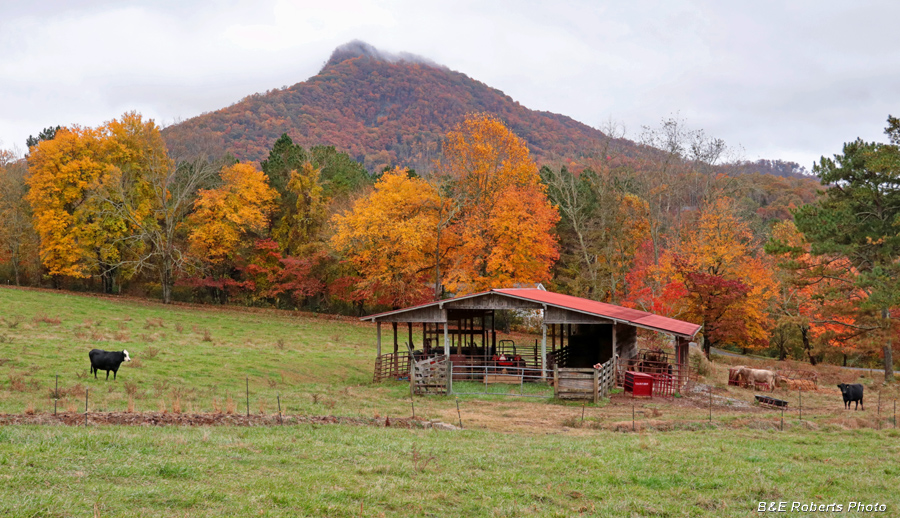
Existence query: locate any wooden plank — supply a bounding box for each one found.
[484,375,523,385]
[544,306,615,325]
[559,373,595,380]
[559,380,594,390]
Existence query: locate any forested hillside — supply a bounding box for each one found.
[161,41,637,172]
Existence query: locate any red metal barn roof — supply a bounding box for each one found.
[361,288,701,338]
[492,289,701,338]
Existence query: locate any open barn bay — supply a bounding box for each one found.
[1,287,899,516]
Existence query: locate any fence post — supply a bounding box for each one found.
[799,389,802,422]
[409,357,415,398]
[54,374,58,415]
[277,394,282,425]
[553,364,559,399]
[85,388,89,427]
[246,377,249,417]
[878,392,881,430]
[447,361,453,396]
[593,369,600,405]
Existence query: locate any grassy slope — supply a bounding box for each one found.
[0,287,397,416]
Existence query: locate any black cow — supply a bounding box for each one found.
[88,349,131,380]
[837,383,864,410]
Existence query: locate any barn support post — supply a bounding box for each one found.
[443,322,449,356]
[376,323,382,357]
[612,323,617,358]
[540,323,547,379]
[675,336,689,388]
[408,322,413,352]
[551,324,556,353]
[491,311,496,353]
[392,322,399,376]
[593,369,600,404]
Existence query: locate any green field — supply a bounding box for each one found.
[1,287,900,516]
[2,425,898,517]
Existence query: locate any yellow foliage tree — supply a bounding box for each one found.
[272,162,328,256]
[331,167,445,307]
[26,126,121,283]
[187,163,279,271]
[26,113,174,292]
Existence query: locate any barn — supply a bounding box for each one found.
[361,287,701,394]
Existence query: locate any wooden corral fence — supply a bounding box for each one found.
[553,356,617,403]
[777,369,818,390]
[373,352,411,383]
[546,344,570,370]
[411,355,449,395]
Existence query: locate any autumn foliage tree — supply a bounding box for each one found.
[26,125,127,290]
[625,196,775,356]
[438,113,560,294]
[331,167,443,307]
[789,118,900,378]
[186,163,278,301]
[543,166,649,302]
[766,220,864,365]
[0,150,38,285]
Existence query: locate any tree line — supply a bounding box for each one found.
[0,112,897,379]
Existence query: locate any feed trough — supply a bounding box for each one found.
[755,395,788,409]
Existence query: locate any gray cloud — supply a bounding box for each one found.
[1,0,898,169]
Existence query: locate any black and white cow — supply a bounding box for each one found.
[837,383,864,410]
[88,349,131,380]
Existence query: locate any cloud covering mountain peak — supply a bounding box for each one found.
[324,40,442,70]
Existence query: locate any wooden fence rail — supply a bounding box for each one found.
[411,355,449,395]
[553,356,617,402]
[373,352,411,383]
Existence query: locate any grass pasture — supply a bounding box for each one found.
[1,286,900,516]
[2,425,899,517]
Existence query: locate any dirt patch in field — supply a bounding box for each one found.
[0,412,433,429]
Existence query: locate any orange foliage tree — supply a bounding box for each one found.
[439,113,560,294]
[766,220,870,365]
[632,197,776,356]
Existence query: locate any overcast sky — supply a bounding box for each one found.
[2,1,898,169]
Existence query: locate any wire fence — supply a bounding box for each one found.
[2,373,898,433]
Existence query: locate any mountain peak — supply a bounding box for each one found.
[324,40,442,69]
